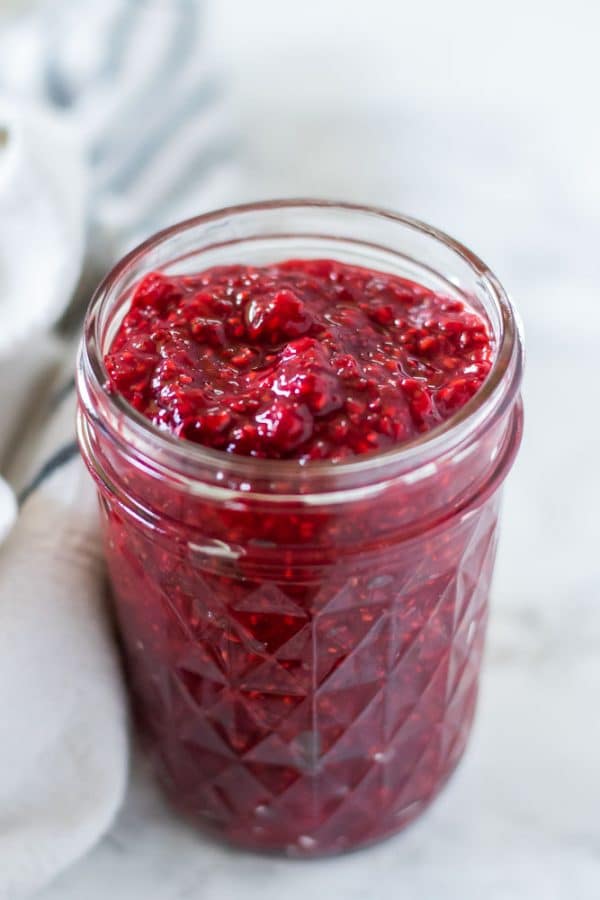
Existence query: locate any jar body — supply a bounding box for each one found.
[99,484,504,854]
[77,201,523,856]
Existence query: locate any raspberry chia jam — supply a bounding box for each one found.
[77,201,523,856]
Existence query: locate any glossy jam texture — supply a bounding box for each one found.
[96,258,505,856]
[105,259,493,460]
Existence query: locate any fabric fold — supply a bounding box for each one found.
[0,395,128,900]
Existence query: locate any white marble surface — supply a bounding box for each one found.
[37,2,600,897]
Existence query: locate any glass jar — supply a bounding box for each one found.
[77,200,523,856]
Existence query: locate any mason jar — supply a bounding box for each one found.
[77,200,524,856]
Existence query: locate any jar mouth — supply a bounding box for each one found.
[78,198,523,491]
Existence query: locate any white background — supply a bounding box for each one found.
[39,1,600,898]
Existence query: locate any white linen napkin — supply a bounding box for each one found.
[0,387,128,900]
[0,0,239,264]
[0,2,240,896]
[0,104,127,896]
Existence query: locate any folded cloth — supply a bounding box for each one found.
[0,97,85,598]
[0,377,127,900]
[0,97,85,486]
[0,132,126,890]
[0,2,240,896]
[0,98,86,356]
[0,0,240,266]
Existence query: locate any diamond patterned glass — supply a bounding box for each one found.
[101,491,501,855]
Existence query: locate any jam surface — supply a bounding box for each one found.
[105,259,492,460]
[96,259,506,856]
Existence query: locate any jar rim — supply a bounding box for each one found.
[77,198,523,492]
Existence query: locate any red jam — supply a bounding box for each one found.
[94,259,509,856]
[105,260,492,461]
